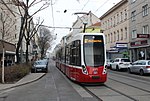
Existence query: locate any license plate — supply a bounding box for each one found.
[37,69,42,71]
[92,76,100,79]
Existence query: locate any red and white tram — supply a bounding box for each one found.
[55,33,107,83]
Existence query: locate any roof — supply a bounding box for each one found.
[92,22,101,26]
[100,0,128,19]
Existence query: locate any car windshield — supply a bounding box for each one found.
[121,59,130,62]
[36,61,46,65]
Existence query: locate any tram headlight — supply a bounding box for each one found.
[103,65,107,74]
[82,65,88,75]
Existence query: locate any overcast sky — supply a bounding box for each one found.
[30,0,122,52]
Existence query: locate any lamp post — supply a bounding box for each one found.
[1,13,5,83]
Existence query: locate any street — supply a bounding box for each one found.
[0,59,150,101]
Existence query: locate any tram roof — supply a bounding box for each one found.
[66,32,104,43]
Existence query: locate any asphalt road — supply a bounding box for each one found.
[0,59,97,101]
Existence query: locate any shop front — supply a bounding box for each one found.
[0,40,16,67]
[129,39,150,62]
[107,43,129,60]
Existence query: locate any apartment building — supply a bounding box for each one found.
[0,0,18,64]
[100,0,129,60]
[0,0,17,44]
[129,0,150,61]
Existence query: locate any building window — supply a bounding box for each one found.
[105,21,107,29]
[143,25,149,34]
[121,29,123,40]
[111,33,113,43]
[114,16,116,26]
[15,34,17,38]
[142,4,148,16]
[108,20,110,28]
[117,30,119,41]
[108,34,110,43]
[131,10,136,21]
[124,9,127,20]
[117,14,119,24]
[132,30,137,39]
[120,12,123,22]
[114,32,116,42]
[125,27,127,39]
[110,18,113,27]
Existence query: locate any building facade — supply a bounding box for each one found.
[0,0,18,65]
[129,0,150,61]
[100,0,129,60]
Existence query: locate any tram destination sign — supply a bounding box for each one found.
[137,34,150,38]
[84,39,102,43]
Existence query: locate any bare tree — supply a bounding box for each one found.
[0,0,50,63]
[38,26,53,59]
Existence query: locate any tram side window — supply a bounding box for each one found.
[69,44,73,65]
[76,40,81,66]
[66,45,70,64]
[61,47,64,63]
[70,40,81,66]
[70,41,75,65]
[60,48,63,62]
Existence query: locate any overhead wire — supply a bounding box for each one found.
[95,0,111,12]
[82,0,90,10]
[46,0,148,30]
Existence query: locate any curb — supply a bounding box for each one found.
[0,73,46,91]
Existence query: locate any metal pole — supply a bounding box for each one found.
[1,13,5,83]
[83,23,87,33]
[2,45,5,83]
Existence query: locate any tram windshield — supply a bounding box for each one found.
[83,35,105,67]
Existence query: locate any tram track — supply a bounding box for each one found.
[109,73,150,86]
[80,70,150,101]
[104,85,138,101]
[81,84,139,101]
[81,85,103,101]
[108,71,150,93]
[108,77,150,93]
[109,70,150,82]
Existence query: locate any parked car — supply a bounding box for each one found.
[42,58,49,66]
[111,58,131,71]
[31,59,48,73]
[128,60,150,76]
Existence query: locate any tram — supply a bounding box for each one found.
[55,33,107,83]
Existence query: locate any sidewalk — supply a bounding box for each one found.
[0,73,46,91]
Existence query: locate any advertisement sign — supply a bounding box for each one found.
[116,43,128,48]
[137,34,150,38]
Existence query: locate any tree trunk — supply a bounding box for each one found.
[26,40,29,63]
[16,16,25,63]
